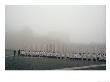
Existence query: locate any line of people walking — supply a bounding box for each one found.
[13,49,106,62]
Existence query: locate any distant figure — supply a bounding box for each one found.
[14,50,16,56]
[21,50,25,56]
[18,49,20,56]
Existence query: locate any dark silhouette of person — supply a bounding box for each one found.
[18,49,20,56]
[14,50,16,56]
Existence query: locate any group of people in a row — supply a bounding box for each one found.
[13,49,106,62]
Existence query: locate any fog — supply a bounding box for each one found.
[5,5,106,50]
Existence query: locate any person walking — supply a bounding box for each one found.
[14,50,16,56]
[18,49,20,56]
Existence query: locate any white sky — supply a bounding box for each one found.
[5,5,106,44]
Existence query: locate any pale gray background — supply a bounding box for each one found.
[5,5,106,49]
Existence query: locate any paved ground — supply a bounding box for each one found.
[58,64,106,70]
[5,56,106,70]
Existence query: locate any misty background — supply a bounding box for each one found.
[5,5,106,52]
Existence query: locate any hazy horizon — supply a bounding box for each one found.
[5,5,106,49]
